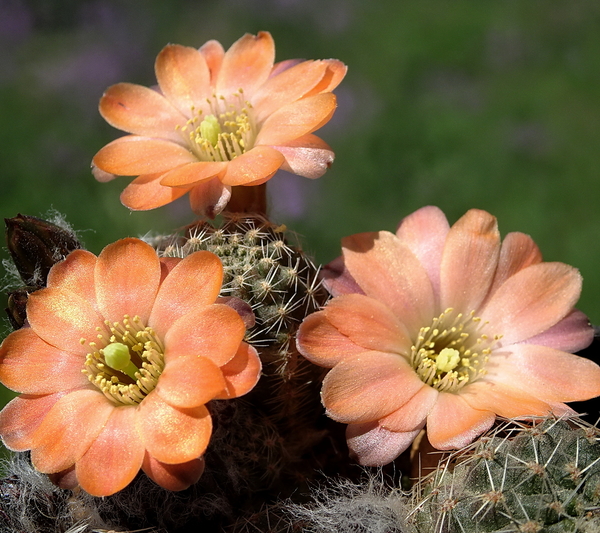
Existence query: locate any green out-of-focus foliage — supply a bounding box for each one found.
[1,0,600,421]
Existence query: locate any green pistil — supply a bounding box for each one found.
[200,114,221,147]
[102,342,139,381]
[436,347,460,373]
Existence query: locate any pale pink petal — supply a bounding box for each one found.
[92,136,196,176]
[346,422,422,466]
[217,296,255,328]
[270,59,303,77]
[76,406,145,497]
[155,44,211,116]
[426,393,495,450]
[159,161,226,187]
[439,209,500,312]
[302,59,348,96]
[214,343,262,399]
[219,146,285,186]
[49,467,78,490]
[524,309,593,353]
[142,453,205,491]
[216,32,275,96]
[188,178,232,218]
[395,206,450,303]
[120,172,190,211]
[199,39,225,82]
[99,83,184,141]
[320,256,365,297]
[272,133,334,179]
[379,385,439,432]
[322,351,425,424]
[480,262,582,346]
[95,238,161,323]
[30,389,114,473]
[136,391,212,464]
[47,249,98,311]
[342,231,435,335]
[150,254,224,339]
[0,328,87,394]
[488,343,600,403]
[91,165,116,183]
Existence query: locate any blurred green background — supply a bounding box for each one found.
[1,0,600,416]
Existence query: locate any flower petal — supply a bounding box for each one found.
[255,93,337,146]
[439,209,500,312]
[155,44,211,116]
[46,249,98,311]
[426,392,495,450]
[302,59,347,96]
[524,309,593,353]
[480,262,582,346]
[346,422,421,466]
[219,146,285,186]
[216,32,275,96]
[30,389,114,473]
[76,406,145,496]
[92,136,196,176]
[199,39,225,82]
[322,351,426,424]
[142,453,205,491]
[150,252,224,339]
[379,385,439,432]
[120,172,190,211]
[95,238,161,323]
[99,83,184,141]
[137,391,212,464]
[214,342,262,399]
[321,255,365,297]
[159,161,226,187]
[272,133,334,179]
[188,178,232,218]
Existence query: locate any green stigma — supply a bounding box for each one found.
[102,342,139,381]
[436,348,461,373]
[200,114,221,147]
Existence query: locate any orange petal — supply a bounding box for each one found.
[216,31,275,96]
[30,389,114,473]
[480,262,582,346]
[214,342,262,399]
[342,231,435,335]
[120,172,190,210]
[302,59,348,96]
[47,249,98,311]
[255,93,337,146]
[159,161,226,187]
[0,328,87,394]
[440,209,500,312]
[155,44,211,116]
[156,355,226,408]
[525,309,593,353]
[27,287,105,354]
[188,178,232,218]
[142,453,205,491]
[99,83,184,141]
[322,351,425,424]
[273,133,334,179]
[136,391,212,464]
[92,136,196,176]
[95,238,161,323]
[219,146,285,186]
[199,39,225,82]
[76,406,145,496]
[0,392,67,451]
[426,393,495,450]
[346,422,421,466]
[379,384,439,432]
[150,253,224,339]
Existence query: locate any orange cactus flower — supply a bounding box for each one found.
[92,31,346,217]
[0,238,261,496]
[297,206,600,466]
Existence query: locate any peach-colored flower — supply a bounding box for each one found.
[92,31,346,217]
[0,238,261,496]
[297,206,600,466]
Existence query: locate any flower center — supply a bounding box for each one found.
[410,308,501,393]
[82,315,165,406]
[177,90,257,162]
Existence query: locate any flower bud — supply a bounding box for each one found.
[5,287,34,330]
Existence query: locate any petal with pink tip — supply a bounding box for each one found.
[27,287,105,354]
[95,238,161,323]
[524,309,593,353]
[302,59,348,96]
[480,262,582,346]
[214,343,262,399]
[47,249,98,310]
[346,422,421,466]
[156,355,226,408]
[488,343,600,403]
[188,178,232,218]
[395,206,450,302]
[216,32,275,96]
[322,351,425,424]
[256,93,337,146]
[379,385,439,432]
[120,172,190,211]
[99,83,184,141]
[92,136,196,176]
[342,231,435,335]
[159,161,226,187]
[439,209,500,312]
[426,393,495,450]
[321,256,365,297]
[30,389,114,473]
[199,39,225,82]
[0,328,87,394]
[48,466,78,489]
[150,254,224,339]
[155,44,211,116]
[136,391,212,464]
[142,453,205,491]
[220,146,285,186]
[272,133,334,179]
[76,406,145,496]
